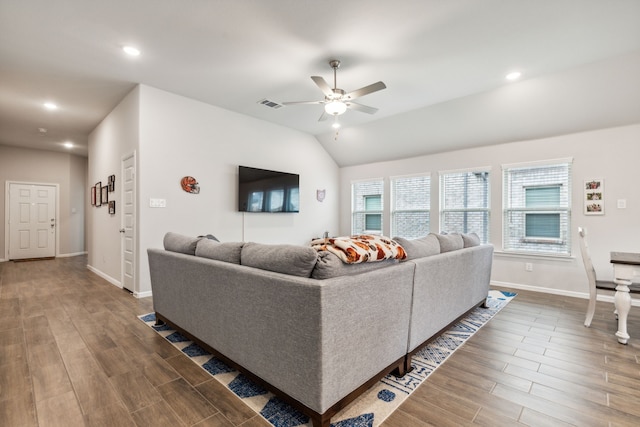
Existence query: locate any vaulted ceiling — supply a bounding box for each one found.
[1,0,639,166]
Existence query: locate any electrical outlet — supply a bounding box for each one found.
[525,263,533,272]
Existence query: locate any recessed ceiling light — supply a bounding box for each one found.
[505,71,522,81]
[44,102,58,110]
[63,142,73,149]
[123,45,141,56]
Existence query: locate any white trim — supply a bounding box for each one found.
[134,290,152,299]
[87,264,122,289]
[389,171,432,180]
[501,157,574,170]
[438,166,492,176]
[57,251,88,258]
[494,250,575,261]
[491,280,640,307]
[5,180,61,260]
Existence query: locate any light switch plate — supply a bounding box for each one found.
[150,198,167,208]
[617,199,627,209]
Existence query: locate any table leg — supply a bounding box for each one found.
[614,279,632,344]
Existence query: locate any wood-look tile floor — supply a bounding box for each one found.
[1,256,639,426]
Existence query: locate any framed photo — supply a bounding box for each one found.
[101,185,109,206]
[584,179,604,215]
[108,200,116,215]
[108,175,115,192]
[95,182,102,206]
[91,186,96,206]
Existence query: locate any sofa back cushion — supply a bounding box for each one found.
[434,233,464,253]
[311,251,398,279]
[392,234,440,260]
[462,232,481,248]
[163,232,199,255]
[241,242,318,277]
[195,239,244,264]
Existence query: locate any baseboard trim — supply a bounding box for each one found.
[491,280,640,307]
[134,290,152,299]
[86,264,122,289]
[57,251,88,258]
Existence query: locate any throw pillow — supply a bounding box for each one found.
[163,232,199,255]
[392,234,440,260]
[462,232,481,248]
[241,242,318,278]
[311,251,397,279]
[434,233,464,253]
[195,239,243,264]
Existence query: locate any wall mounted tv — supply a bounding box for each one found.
[238,166,300,212]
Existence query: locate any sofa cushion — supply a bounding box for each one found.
[241,242,318,277]
[195,239,243,264]
[392,234,440,260]
[434,233,464,253]
[462,232,481,248]
[163,232,199,255]
[311,251,398,279]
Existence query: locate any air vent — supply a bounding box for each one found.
[257,98,284,109]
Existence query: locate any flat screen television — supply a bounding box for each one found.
[238,166,300,212]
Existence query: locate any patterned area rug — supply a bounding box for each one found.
[139,289,516,427]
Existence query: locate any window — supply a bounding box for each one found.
[391,174,430,239]
[503,159,572,255]
[439,169,490,243]
[352,179,383,234]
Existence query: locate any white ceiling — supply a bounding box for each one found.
[1,0,640,166]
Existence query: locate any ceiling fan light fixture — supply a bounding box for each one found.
[325,100,347,115]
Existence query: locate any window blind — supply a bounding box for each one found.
[503,161,572,255]
[352,179,384,234]
[391,175,430,239]
[439,170,490,243]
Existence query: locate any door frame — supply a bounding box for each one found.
[4,180,61,261]
[120,151,137,295]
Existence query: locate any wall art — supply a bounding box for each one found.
[584,179,604,215]
[101,185,109,206]
[91,186,96,206]
[180,176,200,194]
[108,200,116,215]
[95,182,102,206]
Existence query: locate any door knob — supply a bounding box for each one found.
[119,229,125,233]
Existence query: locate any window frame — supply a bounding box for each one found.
[351,178,384,235]
[502,158,572,256]
[439,167,491,244]
[390,173,431,239]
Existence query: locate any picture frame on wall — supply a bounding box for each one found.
[91,186,96,206]
[584,179,604,215]
[108,200,116,215]
[108,175,115,192]
[101,185,109,206]
[95,182,102,206]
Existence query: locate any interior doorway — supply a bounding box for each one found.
[7,182,58,260]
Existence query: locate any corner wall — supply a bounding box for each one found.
[88,84,339,296]
[339,124,640,295]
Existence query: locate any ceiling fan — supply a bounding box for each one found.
[282,60,387,123]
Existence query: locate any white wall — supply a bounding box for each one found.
[0,144,87,260]
[87,86,140,287]
[89,84,339,296]
[340,124,640,296]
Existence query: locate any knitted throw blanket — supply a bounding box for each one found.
[310,235,407,264]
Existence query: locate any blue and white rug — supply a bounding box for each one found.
[139,289,515,427]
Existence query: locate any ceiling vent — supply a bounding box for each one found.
[257,98,284,109]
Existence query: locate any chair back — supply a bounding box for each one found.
[578,227,597,287]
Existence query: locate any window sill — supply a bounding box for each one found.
[520,237,564,245]
[494,250,575,262]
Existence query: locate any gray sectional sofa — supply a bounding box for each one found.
[147,232,493,427]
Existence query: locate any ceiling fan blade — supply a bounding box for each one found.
[311,76,334,97]
[281,101,324,106]
[346,102,378,114]
[344,81,386,100]
[318,111,329,121]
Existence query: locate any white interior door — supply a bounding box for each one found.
[121,153,136,293]
[9,183,56,260]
